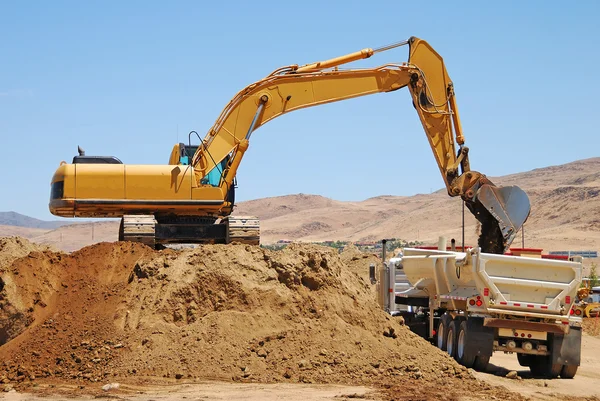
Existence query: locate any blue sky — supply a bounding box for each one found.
[1,1,598,221]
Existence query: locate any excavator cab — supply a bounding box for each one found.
[169,142,231,188]
[171,143,199,166]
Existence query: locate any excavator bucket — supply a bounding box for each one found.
[475,184,531,253]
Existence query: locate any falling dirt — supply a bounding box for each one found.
[466,200,505,254]
[0,236,526,400]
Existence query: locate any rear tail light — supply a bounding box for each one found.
[483,288,489,296]
[469,299,476,306]
[565,296,571,304]
[575,309,582,316]
[570,309,575,315]
[475,300,483,307]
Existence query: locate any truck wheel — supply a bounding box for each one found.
[545,363,562,378]
[529,356,543,376]
[455,320,477,368]
[472,355,490,372]
[436,314,452,351]
[560,364,578,379]
[446,320,458,358]
[530,356,561,378]
[517,353,534,367]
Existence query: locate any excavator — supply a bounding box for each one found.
[49,36,531,253]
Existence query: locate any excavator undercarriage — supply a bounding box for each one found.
[118,215,260,247]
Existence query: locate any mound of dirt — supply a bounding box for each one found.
[0,239,523,400]
[0,237,53,268]
[0,237,59,346]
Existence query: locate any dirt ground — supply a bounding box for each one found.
[0,381,377,401]
[473,333,600,401]
[0,237,597,401]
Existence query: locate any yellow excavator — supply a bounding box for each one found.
[49,36,530,253]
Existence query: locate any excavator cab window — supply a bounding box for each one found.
[179,144,199,165]
[200,156,230,187]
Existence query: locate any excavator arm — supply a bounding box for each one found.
[190,37,530,253]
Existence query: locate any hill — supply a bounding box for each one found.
[233,157,600,253]
[0,211,75,229]
[1,158,599,254]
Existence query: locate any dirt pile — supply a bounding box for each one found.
[0,239,522,400]
[0,236,53,267]
[0,237,59,345]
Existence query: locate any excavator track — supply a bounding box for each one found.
[224,216,260,245]
[119,215,157,248]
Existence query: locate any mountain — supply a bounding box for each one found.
[0,212,75,229]
[233,157,600,252]
[1,158,599,255]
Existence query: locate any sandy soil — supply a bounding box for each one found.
[0,238,598,401]
[0,381,377,401]
[472,333,600,401]
[5,333,599,401]
[0,238,525,401]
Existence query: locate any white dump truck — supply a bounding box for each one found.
[372,239,584,378]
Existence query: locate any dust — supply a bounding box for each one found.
[0,238,523,400]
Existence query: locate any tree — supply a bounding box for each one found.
[589,262,599,287]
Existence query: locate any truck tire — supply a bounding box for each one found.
[446,320,458,358]
[436,314,452,351]
[560,364,578,379]
[517,353,534,367]
[455,320,477,368]
[529,357,542,377]
[545,363,562,379]
[472,355,490,372]
[530,356,561,378]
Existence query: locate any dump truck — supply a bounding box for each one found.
[372,238,583,378]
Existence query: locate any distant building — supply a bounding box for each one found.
[548,250,598,258]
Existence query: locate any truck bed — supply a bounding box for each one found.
[398,248,582,320]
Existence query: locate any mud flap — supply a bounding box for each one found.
[466,318,494,358]
[476,184,531,252]
[550,326,581,366]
